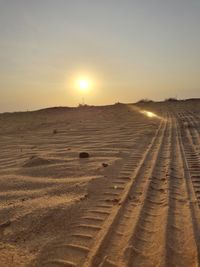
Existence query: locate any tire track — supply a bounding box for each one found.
[83,116,168,267]
[122,116,171,267]
[165,117,199,266]
[177,112,200,207]
[182,111,200,151]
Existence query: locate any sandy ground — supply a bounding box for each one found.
[0,100,200,267]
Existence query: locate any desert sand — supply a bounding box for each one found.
[0,100,200,267]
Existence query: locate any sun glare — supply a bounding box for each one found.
[78,79,89,91]
[141,110,157,118]
[146,111,156,118]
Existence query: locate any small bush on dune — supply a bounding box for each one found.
[136,99,154,104]
[78,103,89,108]
[164,97,178,102]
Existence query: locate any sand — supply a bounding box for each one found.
[0,100,200,267]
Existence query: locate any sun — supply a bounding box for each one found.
[79,80,89,91]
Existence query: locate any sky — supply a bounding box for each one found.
[0,0,200,112]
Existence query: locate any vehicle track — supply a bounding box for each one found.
[177,111,200,208]
[181,111,200,150]
[165,117,199,266]
[123,116,171,267]
[83,117,169,267]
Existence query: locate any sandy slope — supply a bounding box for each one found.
[0,101,200,267]
[0,104,157,267]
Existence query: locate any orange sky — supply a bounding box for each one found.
[0,0,200,112]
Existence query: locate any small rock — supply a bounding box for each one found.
[53,129,58,134]
[102,163,108,168]
[79,152,90,158]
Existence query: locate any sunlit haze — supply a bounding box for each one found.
[142,111,158,118]
[0,0,200,112]
[79,80,89,91]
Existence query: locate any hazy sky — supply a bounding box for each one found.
[0,0,200,112]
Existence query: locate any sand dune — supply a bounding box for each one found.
[0,101,200,266]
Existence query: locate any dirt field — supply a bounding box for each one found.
[0,100,200,267]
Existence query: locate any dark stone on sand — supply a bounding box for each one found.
[79,152,90,158]
[102,163,108,167]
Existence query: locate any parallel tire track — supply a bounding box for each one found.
[177,112,200,207]
[122,116,171,267]
[83,117,168,267]
[165,117,199,266]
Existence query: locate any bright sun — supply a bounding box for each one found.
[79,80,89,91]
